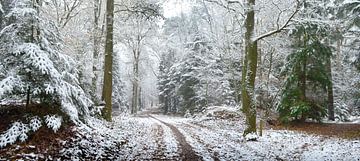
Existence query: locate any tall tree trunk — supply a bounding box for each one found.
[299,57,307,102]
[0,3,3,30]
[131,82,138,114]
[26,0,41,108]
[327,51,335,121]
[335,27,342,68]
[242,0,258,136]
[299,36,307,103]
[131,50,140,114]
[92,0,101,104]
[139,87,142,111]
[101,0,114,121]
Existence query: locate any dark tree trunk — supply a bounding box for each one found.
[101,0,114,121]
[327,56,335,121]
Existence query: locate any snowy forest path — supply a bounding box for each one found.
[149,115,203,161]
[136,109,203,161]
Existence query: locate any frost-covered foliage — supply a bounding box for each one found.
[0,115,63,148]
[0,3,3,13]
[0,0,92,121]
[112,51,129,112]
[44,115,62,133]
[301,0,360,120]
[0,122,29,148]
[278,23,332,122]
[158,7,238,114]
[331,0,360,118]
[269,0,360,121]
[159,36,236,114]
[29,116,42,131]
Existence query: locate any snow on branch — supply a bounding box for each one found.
[204,0,245,18]
[0,76,23,98]
[45,115,62,133]
[114,2,164,19]
[252,0,300,42]
[0,115,62,148]
[0,3,3,13]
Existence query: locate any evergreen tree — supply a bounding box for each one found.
[112,51,128,112]
[278,23,332,122]
[335,0,360,116]
[0,0,92,121]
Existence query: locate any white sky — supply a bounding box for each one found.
[163,0,193,18]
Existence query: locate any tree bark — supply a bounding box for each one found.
[139,86,142,111]
[92,0,101,104]
[0,3,3,30]
[131,82,138,114]
[299,36,307,102]
[131,49,140,114]
[327,53,335,121]
[101,0,114,121]
[242,0,257,136]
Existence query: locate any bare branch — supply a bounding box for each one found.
[204,0,245,18]
[253,0,300,42]
[114,3,164,20]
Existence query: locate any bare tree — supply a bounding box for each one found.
[49,0,83,28]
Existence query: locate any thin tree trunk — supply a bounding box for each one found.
[101,0,114,121]
[327,50,335,121]
[0,3,3,30]
[299,36,307,102]
[265,48,274,117]
[242,0,257,136]
[26,0,40,108]
[299,58,307,101]
[131,82,138,114]
[26,86,31,108]
[131,51,140,114]
[336,38,342,68]
[92,0,101,104]
[138,86,142,111]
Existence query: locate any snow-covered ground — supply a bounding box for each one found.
[2,107,359,160]
[153,113,360,161]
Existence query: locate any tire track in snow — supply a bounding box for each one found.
[180,123,220,161]
[152,124,166,160]
[149,115,203,161]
